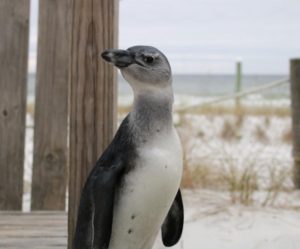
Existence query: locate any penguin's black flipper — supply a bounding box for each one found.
[91,161,124,249]
[161,189,184,247]
[73,116,134,249]
[73,177,94,249]
[73,162,124,249]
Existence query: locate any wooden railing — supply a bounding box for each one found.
[0,1,118,247]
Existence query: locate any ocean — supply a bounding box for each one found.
[27,74,290,101]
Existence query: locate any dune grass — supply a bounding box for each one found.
[177,112,292,206]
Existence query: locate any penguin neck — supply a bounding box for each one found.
[130,85,174,136]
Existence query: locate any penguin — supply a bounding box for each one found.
[73,45,184,249]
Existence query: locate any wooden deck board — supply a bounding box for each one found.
[0,212,67,249]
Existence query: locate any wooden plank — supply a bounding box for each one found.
[0,210,66,216]
[0,212,67,249]
[31,0,71,210]
[290,59,300,188]
[0,0,30,210]
[68,0,118,248]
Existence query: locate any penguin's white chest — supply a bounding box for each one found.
[109,128,183,249]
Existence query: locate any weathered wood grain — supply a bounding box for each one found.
[0,212,67,249]
[68,0,118,247]
[31,0,71,210]
[0,0,30,210]
[290,59,300,188]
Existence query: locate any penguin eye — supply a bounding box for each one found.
[143,55,154,64]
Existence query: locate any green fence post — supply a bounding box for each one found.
[235,60,242,111]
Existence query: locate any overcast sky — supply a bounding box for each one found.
[29,0,300,74]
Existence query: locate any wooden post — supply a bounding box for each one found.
[68,0,118,247]
[31,0,71,210]
[235,60,242,110]
[290,59,300,188]
[0,0,30,210]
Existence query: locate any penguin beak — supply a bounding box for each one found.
[101,49,133,68]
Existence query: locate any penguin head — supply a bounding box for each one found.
[101,46,172,91]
